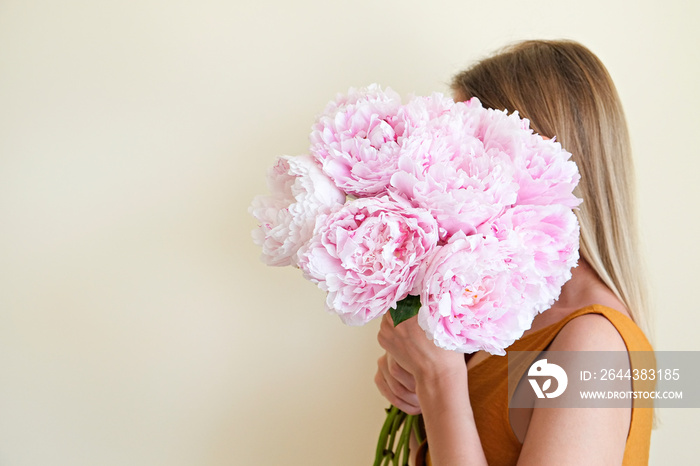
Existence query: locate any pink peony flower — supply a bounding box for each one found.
[297,195,439,326]
[413,231,534,355]
[415,203,580,354]
[391,101,519,239]
[466,98,581,208]
[249,155,345,267]
[394,92,455,138]
[480,204,580,313]
[309,84,403,197]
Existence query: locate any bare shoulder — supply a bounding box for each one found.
[516,310,632,465]
[548,311,628,353]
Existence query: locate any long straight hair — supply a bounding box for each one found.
[451,40,651,340]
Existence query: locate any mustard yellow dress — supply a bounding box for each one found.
[421,305,654,466]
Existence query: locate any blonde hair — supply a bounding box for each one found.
[452,39,651,340]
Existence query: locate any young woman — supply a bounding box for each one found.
[375,40,654,465]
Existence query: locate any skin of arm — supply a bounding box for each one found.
[376,312,631,466]
[515,314,630,466]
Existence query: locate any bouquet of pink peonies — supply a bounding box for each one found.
[249,84,581,464]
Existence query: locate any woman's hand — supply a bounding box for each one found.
[376,312,467,396]
[375,351,421,414]
[376,312,484,465]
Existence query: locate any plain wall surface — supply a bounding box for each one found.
[1,0,698,464]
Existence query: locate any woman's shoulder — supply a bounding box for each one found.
[547,306,629,352]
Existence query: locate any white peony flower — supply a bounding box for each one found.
[249,155,345,267]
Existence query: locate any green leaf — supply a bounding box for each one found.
[390,295,421,327]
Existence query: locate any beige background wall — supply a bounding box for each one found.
[1,0,697,464]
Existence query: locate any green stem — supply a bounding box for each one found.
[395,415,414,466]
[374,406,419,466]
[412,415,424,445]
[374,406,398,466]
[383,410,406,466]
[390,411,407,449]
